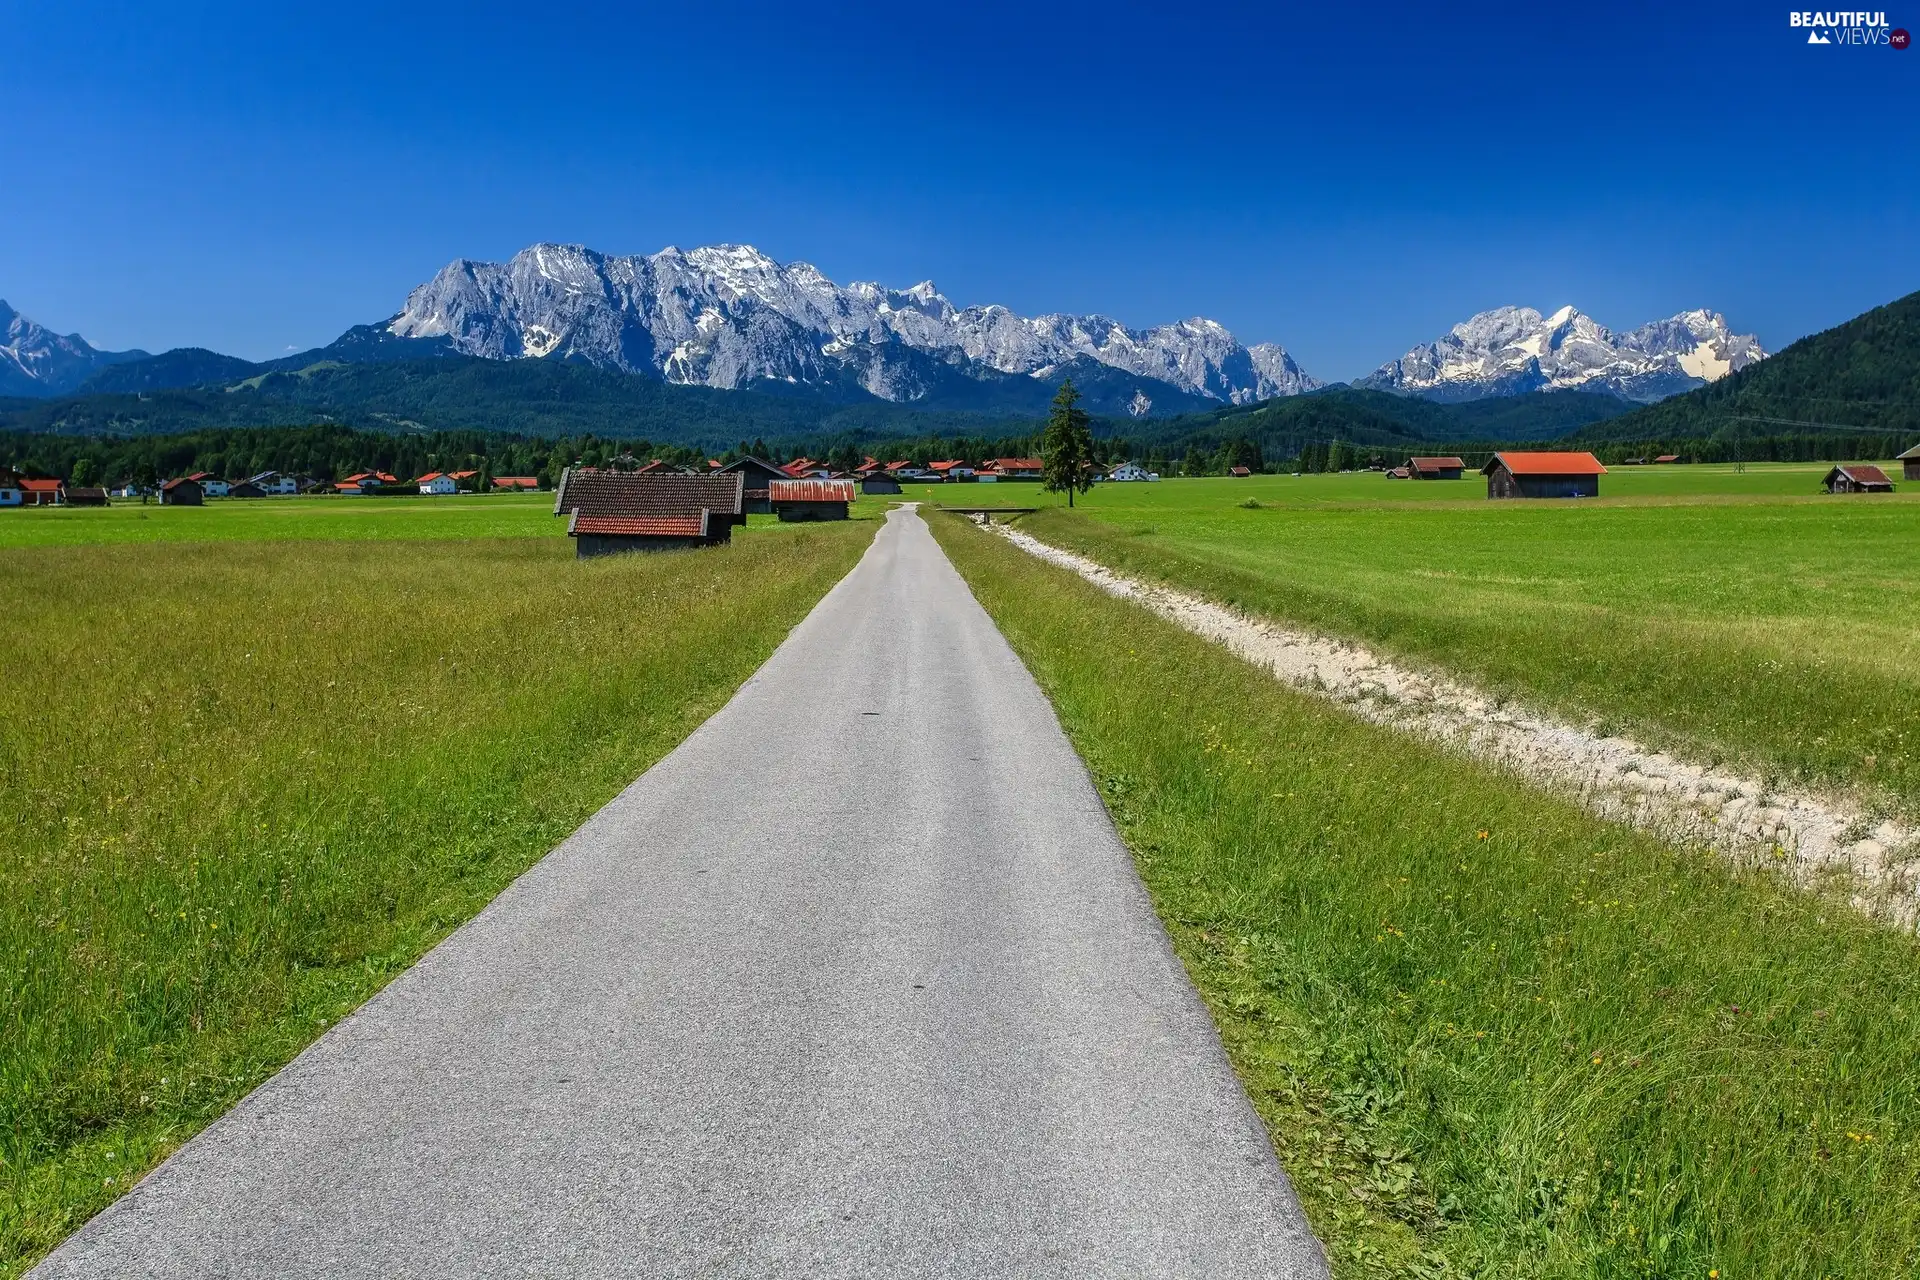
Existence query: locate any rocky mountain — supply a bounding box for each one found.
[1357,305,1765,403]
[0,300,149,397]
[385,243,1320,414]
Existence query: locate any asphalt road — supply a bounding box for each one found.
[34,506,1328,1279]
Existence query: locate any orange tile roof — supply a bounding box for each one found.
[769,479,855,504]
[985,457,1043,471]
[416,472,445,483]
[491,476,539,489]
[1408,456,1466,471]
[1485,451,1607,477]
[572,513,708,537]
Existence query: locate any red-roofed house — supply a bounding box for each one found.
[491,475,540,491]
[984,457,1044,480]
[158,477,204,506]
[20,477,64,506]
[416,471,458,495]
[1824,464,1894,494]
[1481,452,1607,500]
[448,469,480,491]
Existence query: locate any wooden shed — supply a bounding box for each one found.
[552,468,744,556]
[64,486,109,507]
[1823,464,1894,494]
[227,481,268,499]
[1899,444,1920,482]
[158,477,204,506]
[861,474,903,494]
[769,478,855,522]
[716,457,790,513]
[1481,451,1606,499]
[1407,455,1466,480]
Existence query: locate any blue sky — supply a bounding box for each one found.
[2,0,1913,381]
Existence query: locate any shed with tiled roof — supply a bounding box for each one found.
[553,468,744,556]
[1481,451,1607,500]
[715,457,789,513]
[1899,443,1920,482]
[769,478,854,522]
[1824,464,1894,494]
[1407,455,1466,480]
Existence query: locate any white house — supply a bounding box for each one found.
[416,472,458,496]
[245,471,299,495]
[188,472,231,497]
[111,482,144,498]
[1107,462,1159,482]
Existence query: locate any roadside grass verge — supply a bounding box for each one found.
[1011,496,1920,817]
[930,511,1920,1279]
[0,524,871,1273]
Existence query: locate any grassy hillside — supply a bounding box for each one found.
[0,518,875,1271]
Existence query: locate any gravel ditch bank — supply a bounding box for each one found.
[987,519,1919,926]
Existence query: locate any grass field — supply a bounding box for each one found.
[0,517,875,1273]
[930,509,1920,1279]
[922,464,1920,815]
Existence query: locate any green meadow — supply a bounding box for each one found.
[931,509,1920,1279]
[0,515,875,1273]
[935,463,1920,814]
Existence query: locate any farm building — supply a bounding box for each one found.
[553,468,745,557]
[1655,454,1681,464]
[1899,444,1920,481]
[1823,464,1894,494]
[1107,462,1156,482]
[158,477,204,505]
[227,481,267,499]
[448,469,480,491]
[242,470,300,495]
[1228,466,1253,478]
[0,468,22,506]
[769,478,855,522]
[716,457,790,513]
[861,473,902,494]
[20,478,64,506]
[492,475,540,491]
[416,472,459,495]
[928,460,974,481]
[65,486,109,507]
[1482,452,1607,499]
[1386,466,1411,479]
[984,457,1044,480]
[1408,455,1466,480]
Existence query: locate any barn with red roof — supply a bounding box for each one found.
[1481,451,1607,500]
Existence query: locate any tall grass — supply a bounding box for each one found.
[932,512,1920,1279]
[1013,490,1920,815]
[0,526,870,1272]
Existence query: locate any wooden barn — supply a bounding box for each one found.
[158,477,204,506]
[716,457,790,513]
[861,473,903,494]
[1481,451,1607,499]
[1900,444,1920,481]
[1823,464,1894,494]
[769,478,855,521]
[1407,455,1466,480]
[551,467,745,556]
[64,486,109,507]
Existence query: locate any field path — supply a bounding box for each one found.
[34,506,1326,1280]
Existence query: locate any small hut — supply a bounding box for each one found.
[1481,452,1606,499]
[716,457,791,513]
[552,468,744,556]
[158,477,204,506]
[1823,464,1894,494]
[861,473,903,494]
[64,486,110,507]
[1407,456,1466,480]
[769,478,854,522]
[1899,444,1920,482]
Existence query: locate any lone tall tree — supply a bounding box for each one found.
[1041,378,1094,506]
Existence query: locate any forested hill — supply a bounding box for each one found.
[1587,288,1920,444]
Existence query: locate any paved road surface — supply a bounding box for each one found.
[35,507,1327,1279]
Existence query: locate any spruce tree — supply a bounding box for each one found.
[1041,379,1094,506]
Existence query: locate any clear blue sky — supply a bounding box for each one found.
[2,0,1913,381]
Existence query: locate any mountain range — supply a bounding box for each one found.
[1357,305,1766,402]
[1,242,1765,419]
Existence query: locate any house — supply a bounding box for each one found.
[448,469,480,491]
[984,457,1044,480]
[65,486,109,507]
[1107,462,1157,482]
[1823,464,1894,494]
[111,482,144,499]
[416,472,459,495]
[715,457,790,513]
[158,477,204,505]
[553,467,745,556]
[1481,451,1607,499]
[340,471,398,493]
[928,460,974,482]
[1228,466,1253,478]
[1407,455,1466,480]
[243,470,300,495]
[227,481,268,499]
[768,478,855,522]
[1654,454,1681,464]
[184,471,231,498]
[0,470,23,506]
[1899,444,1920,482]
[491,475,540,491]
[21,477,65,506]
